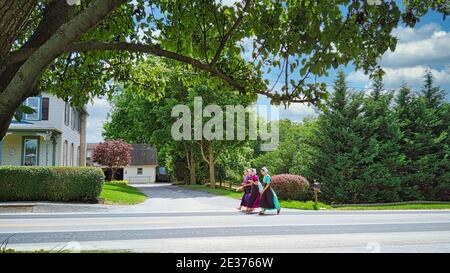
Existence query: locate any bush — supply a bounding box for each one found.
[109,180,128,185]
[0,166,104,202]
[271,174,310,200]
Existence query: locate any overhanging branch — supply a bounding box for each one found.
[7,40,318,104]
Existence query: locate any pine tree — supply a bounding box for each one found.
[302,71,367,203]
[422,70,445,108]
[394,72,450,201]
[356,77,402,202]
[371,76,384,101]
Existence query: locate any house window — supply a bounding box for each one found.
[23,137,39,166]
[24,97,40,120]
[137,168,143,175]
[64,102,70,126]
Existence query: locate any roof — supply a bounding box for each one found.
[86,143,158,166]
[130,144,158,166]
[86,143,97,150]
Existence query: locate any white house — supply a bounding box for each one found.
[124,144,158,184]
[0,92,87,167]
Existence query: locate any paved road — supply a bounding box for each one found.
[1,184,450,252]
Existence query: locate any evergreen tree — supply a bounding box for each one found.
[394,72,450,201]
[422,70,446,108]
[355,77,403,202]
[298,71,367,203]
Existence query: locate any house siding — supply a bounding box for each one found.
[2,92,86,167]
[124,165,157,183]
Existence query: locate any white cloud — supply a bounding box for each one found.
[86,97,111,143]
[276,103,318,122]
[348,65,450,90]
[381,23,450,68]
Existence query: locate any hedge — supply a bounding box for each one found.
[0,166,105,202]
[271,174,310,201]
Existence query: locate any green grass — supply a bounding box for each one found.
[99,183,147,205]
[183,184,330,210]
[1,249,131,253]
[182,184,450,210]
[184,184,243,199]
[335,203,450,210]
[280,200,331,210]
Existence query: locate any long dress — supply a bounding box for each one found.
[259,174,281,210]
[240,175,252,207]
[246,175,261,209]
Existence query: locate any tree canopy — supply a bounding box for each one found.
[1,0,448,139]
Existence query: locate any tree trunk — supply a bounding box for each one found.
[0,0,125,140]
[0,0,37,76]
[189,152,196,185]
[208,142,216,189]
[110,167,117,181]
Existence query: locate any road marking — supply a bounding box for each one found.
[1,220,449,234]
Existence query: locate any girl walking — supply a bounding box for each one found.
[259,167,281,215]
[236,169,252,211]
[245,168,261,214]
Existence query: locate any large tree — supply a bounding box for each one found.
[1,0,448,140]
[104,58,256,187]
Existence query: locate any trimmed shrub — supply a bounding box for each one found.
[109,180,129,185]
[0,166,104,202]
[271,174,310,200]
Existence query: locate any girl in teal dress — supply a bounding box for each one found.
[259,167,281,215]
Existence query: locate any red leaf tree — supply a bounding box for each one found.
[92,140,132,180]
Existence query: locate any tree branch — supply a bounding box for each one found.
[210,0,252,65]
[7,38,318,105]
[198,140,210,164]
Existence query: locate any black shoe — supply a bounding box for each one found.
[277,209,281,215]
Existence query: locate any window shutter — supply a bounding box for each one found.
[41,97,49,120]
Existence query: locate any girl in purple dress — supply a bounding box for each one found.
[236,169,252,211]
[245,168,261,214]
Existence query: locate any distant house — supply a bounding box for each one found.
[0,92,87,167]
[87,143,159,183]
[86,143,100,167]
[124,144,158,184]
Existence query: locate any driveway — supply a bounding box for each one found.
[0,184,240,214]
[117,184,239,213]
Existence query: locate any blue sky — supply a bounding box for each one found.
[86,3,450,143]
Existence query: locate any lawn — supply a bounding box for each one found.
[182,184,450,210]
[183,184,330,210]
[100,183,147,205]
[334,203,450,210]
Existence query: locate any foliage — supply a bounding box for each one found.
[0,166,104,202]
[1,0,448,141]
[92,140,132,180]
[271,174,310,201]
[109,180,129,185]
[253,70,449,203]
[103,58,257,187]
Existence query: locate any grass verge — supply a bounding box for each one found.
[100,183,147,205]
[183,184,330,210]
[334,203,450,210]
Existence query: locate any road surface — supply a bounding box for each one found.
[1,184,449,252]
